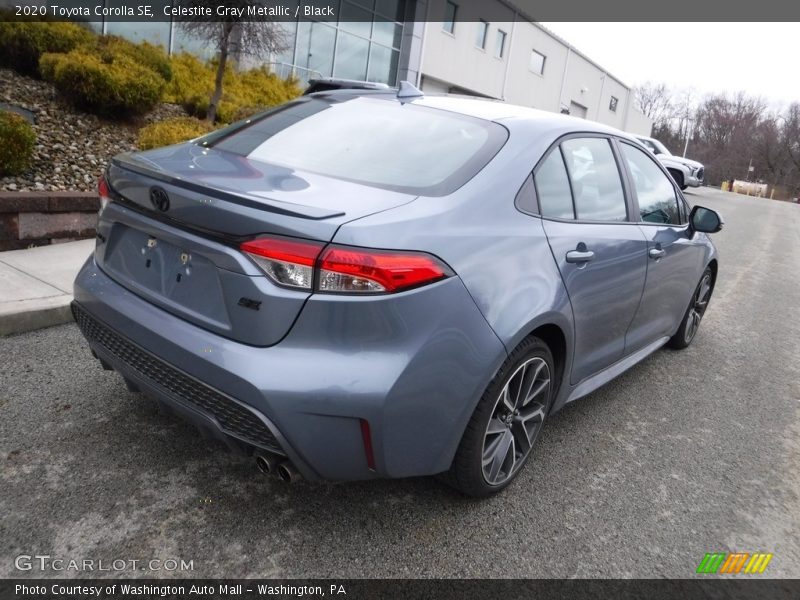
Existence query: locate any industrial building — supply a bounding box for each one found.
[89,0,653,135]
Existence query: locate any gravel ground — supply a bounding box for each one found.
[1,187,799,579]
[0,68,184,193]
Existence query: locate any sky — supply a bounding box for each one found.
[540,23,800,108]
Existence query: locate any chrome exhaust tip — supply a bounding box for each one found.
[255,452,281,476]
[277,461,301,483]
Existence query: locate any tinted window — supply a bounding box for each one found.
[207,96,507,196]
[679,197,689,224]
[515,173,537,214]
[535,149,574,219]
[621,143,680,225]
[561,138,627,222]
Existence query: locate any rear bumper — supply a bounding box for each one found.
[73,255,506,481]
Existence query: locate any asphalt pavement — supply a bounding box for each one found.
[1,187,799,578]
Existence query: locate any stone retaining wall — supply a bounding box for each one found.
[0,192,98,251]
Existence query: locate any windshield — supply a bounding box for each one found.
[200,95,508,196]
[639,137,672,156]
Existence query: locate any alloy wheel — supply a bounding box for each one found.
[482,357,551,486]
[685,272,712,344]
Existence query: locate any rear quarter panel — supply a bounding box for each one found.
[333,119,576,408]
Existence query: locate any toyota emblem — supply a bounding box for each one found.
[149,187,170,212]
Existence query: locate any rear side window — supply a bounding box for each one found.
[536,149,574,219]
[204,96,508,196]
[620,143,680,225]
[561,138,627,222]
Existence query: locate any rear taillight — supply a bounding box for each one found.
[98,174,112,212]
[240,237,324,290]
[318,246,450,293]
[240,236,451,294]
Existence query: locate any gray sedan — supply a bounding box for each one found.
[72,87,722,497]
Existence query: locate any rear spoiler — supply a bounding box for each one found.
[110,154,345,221]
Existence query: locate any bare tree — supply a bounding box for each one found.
[693,92,767,184]
[179,2,287,122]
[634,82,673,128]
[640,82,800,198]
[782,103,800,197]
[784,103,800,171]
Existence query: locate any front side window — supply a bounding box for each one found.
[443,1,457,34]
[475,20,489,49]
[560,138,627,222]
[678,196,689,224]
[536,149,574,220]
[620,143,681,225]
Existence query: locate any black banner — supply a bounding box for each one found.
[2,0,800,22]
[2,579,800,600]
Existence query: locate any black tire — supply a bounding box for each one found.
[668,267,714,349]
[441,336,555,497]
[668,169,685,190]
[680,184,689,191]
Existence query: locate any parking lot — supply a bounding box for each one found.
[1,186,799,578]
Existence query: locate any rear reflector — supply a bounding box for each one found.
[241,237,324,290]
[98,174,112,211]
[360,418,376,471]
[240,237,451,294]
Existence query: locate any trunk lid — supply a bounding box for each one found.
[96,144,416,346]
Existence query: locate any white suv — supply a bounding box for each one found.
[635,136,704,190]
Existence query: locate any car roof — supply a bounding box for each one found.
[308,89,636,141]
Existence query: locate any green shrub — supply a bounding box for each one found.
[0,19,94,77]
[165,53,301,123]
[163,53,208,105]
[93,35,172,82]
[137,117,215,150]
[40,50,165,118]
[0,110,36,176]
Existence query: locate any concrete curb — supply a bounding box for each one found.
[0,295,74,336]
[0,238,93,337]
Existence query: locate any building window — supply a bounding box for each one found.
[475,20,488,49]
[609,96,619,112]
[529,49,546,74]
[367,42,399,85]
[443,1,457,34]
[495,29,507,58]
[335,31,370,81]
[105,21,170,49]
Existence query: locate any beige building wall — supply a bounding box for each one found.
[417,0,652,136]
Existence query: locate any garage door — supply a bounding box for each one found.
[569,101,588,119]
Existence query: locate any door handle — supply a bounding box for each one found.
[566,249,595,263]
[648,248,665,259]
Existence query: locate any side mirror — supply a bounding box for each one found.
[690,205,723,234]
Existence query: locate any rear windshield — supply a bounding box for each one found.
[200,95,508,196]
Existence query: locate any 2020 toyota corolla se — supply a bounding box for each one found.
[72,89,722,497]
